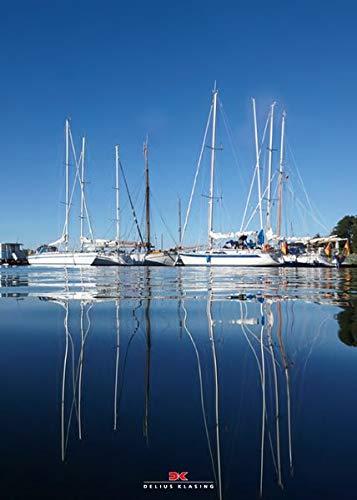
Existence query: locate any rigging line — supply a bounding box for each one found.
[239,302,262,379]
[125,183,145,241]
[181,103,213,244]
[61,148,82,241]
[218,98,247,191]
[266,310,283,489]
[241,111,271,231]
[240,164,257,232]
[69,128,95,240]
[276,303,294,474]
[77,144,95,240]
[219,197,234,232]
[65,301,93,451]
[69,328,78,421]
[285,182,326,233]
[207,290,222,500]
[119,160,144,245]
[240,302,279,477]
[150,193,177,246]
[64,329,79,456]
[244,171,278,231]
[243,322,282,364]
[117,300,143,411]
[259,303,266,498]
[78,302,85,440]
[181,299,217,485]
[78,302,93,440]
[61,301,69,462]
[286,138,329,232]
[242,301,281,361]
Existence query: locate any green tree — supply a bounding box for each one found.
[337,300,357,347]
[332,215,357,252]
[351,219,357,253]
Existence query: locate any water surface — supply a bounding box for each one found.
[1,266,356,499]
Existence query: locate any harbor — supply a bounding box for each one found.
[2,93,356,270]
[1,1,357,499]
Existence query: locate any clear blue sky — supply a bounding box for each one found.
[1,0,356,248]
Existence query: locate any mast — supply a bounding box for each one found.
[178,197,182,245]
[65,119,70,251]
[252,98,263,229]
[143,268,151,444]
[277,112,286,238]
[113,298,120,430]
[80,136,85,249]
[144,138,151,251]
[208,85,218,250]
[266,101,276,234]
[207,271,222,500]
[115,145,120,243]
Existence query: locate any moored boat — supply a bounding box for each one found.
[28,245,97,267]
[180,248,279,267]
[179,87,279,267]
[29,120,100,267]
[144,250,177,266]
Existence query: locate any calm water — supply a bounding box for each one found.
[1,266,357,500]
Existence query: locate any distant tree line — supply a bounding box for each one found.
[332,215,357,253]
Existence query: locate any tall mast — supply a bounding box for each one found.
[266,101,276,234]
[64,119,70,251]
[252,98,263,229]
[208,85,218,250]
[277,111,286,238]
[115,145,120,243]
[80,136,85,249]
[144,137,151,251]
[178,196,182,245]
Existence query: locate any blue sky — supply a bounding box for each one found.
[1,0,356,248]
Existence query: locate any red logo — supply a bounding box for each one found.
[169,472,188,481]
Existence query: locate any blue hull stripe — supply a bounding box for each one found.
[181,254,261,259]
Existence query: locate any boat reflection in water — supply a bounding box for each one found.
[0,265,356,499]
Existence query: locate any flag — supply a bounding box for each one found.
[343,240,351,256]
[324,242,332,257]
[280,241,288,255]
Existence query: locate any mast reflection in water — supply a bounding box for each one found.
[0,266,356,499]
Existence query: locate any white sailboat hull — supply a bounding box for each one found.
[28,252,97,267]
[281,253,334,267]
[144,251,177,266]
[130,250,178,266]
[179,250,279,267]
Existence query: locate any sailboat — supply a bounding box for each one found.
[28,120,97,267]
[131,139,177,266]
[179,87,280,267]
[92,145,133,266]
[265,110,346,267]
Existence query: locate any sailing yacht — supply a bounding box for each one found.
[179,87,280,267]
[280,236,348,267]
[268,110,347,268]
[28,246,96,266]
[131,139,178,266]
[28,120,97,267]
[92,145,133,266]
